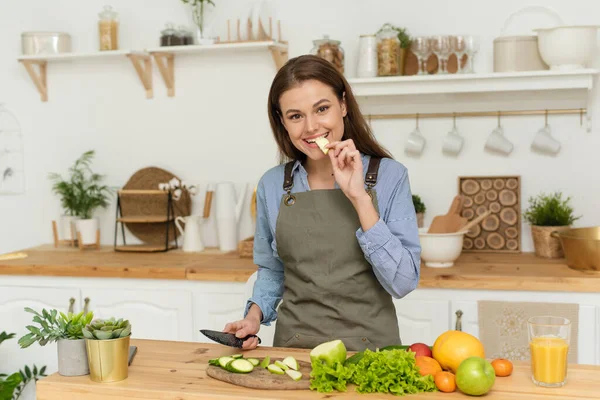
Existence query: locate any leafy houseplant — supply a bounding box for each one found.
[180,0,216,43]
[412,194,426,228]
[18,308,94,377]
[1,331,47,400]
[523,192,581,259]
[83,318,132,383]
[48,150,113,245]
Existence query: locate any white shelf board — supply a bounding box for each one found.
[17,50,143,62]
[146,41,287,54]
[348,69,599,97]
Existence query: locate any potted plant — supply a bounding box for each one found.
[49,150,113,246]
[523,192,581,258]
[83,318,131,383]
[1,331,47,399]
[18,308,94,377]
[180,0,216,44]
[412,194,426,228]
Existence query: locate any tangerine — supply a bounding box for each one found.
[434,371,456,393]
[491,358,513,377]
[415,356,442,377]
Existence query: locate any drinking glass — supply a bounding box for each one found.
[429,35,450,74]
[411,36,431,75]
[449,35,467,73]
[464,35,480,73]
[528,316,571,388]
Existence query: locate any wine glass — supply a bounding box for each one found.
[464,35,480,73]
[429,35,451,74]
[411,36,431,75]
[449,35,467,73]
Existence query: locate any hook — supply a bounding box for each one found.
[545,109,548,127]
[497,111,501,128]
[453,112,457,129]
[416,113,419,129]
[368,114,372,125]
[580,108,584,127]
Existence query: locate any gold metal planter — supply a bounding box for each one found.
[552,227,600,271]
[86,335,130,383]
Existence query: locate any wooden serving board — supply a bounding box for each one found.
[206,359,312,390]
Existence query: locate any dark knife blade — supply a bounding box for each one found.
[200,329,261,348]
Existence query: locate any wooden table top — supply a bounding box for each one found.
[1,244,599,292]
[36,339,600,400]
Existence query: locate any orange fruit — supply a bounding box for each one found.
[415,356,442,377]
[434,371,456,393]
[491,358,513,377]
[432,330,485,373]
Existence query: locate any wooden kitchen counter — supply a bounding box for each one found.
[36,339,600,400]
[1,244,600,292]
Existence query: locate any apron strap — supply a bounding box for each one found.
[283,161,295,193]
[365,156,381,188]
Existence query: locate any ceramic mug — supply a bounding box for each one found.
[531,126,561,155]
[442,128,464,156]
[405,128,426,156]
[485,127,513,155]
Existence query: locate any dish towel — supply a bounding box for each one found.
[478,301,579,363]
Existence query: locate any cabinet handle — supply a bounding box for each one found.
[455,310,463,331]
[84,297,90,314]
[68,297,75,313]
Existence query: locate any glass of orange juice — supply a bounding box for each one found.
[528,316,571,387]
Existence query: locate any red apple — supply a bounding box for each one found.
[408,342,433,358]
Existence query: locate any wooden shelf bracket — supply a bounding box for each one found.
[269,45,288,70]
[20,60,48,102]
[152,53,175,97]
[127,53,153,99]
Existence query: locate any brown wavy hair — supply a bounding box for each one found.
[267,55,393,163]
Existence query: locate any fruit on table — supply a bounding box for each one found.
[310,339,347,367]
[415,356,442,377]
[285,369,303,381]
[282,356,300,371]
[434,371,456,393]
[432,330,486,373]
[455,356,496,396]
[274,360,289,371]
[491,358,513,377]
[267,364,285,375]
[408,342,433,358]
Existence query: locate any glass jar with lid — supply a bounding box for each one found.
[311,35,345,75]
[376,23,400,76]
[160,23,181,47]
[98,5,119,51]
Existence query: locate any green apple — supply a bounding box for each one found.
[309,340,347,367]
[456,356,496,396]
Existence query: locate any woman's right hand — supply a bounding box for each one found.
[223,317,261,350]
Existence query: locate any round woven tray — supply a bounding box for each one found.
[121,167,191,245]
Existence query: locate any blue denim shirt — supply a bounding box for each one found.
[245,153,422,325]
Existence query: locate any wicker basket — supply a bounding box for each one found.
[238,236,254,258]
[531,225,570,258]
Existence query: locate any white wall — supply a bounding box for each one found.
[1,0,599,254]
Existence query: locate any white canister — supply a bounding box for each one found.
[356,34,377,78]
[493,35,548,72]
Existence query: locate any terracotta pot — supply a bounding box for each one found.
[531,225,570,258]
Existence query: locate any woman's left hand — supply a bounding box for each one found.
[327,139,369,202]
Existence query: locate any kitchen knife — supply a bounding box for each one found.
[200,329,261,348]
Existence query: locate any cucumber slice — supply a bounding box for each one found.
[282,356,299,371]
[260,356,270,368]
[218,356,234,369]
[274,360,289,371]
[228,359,254,374]
[247,358,260,366]
[230,354,244,359]
[267,364,285,375]
[208,358,220,366]
[285,369,303,381]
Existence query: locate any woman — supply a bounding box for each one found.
[223,55,421,352]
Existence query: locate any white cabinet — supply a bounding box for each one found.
[0,285,80,376]
[193,282,247,343]
[82,288,194,341]
[394,297,450,346]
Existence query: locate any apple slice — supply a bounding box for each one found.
[267,364,285,375]
[282,356,300,371]
[285,369,303,381]
[274,360,289,370]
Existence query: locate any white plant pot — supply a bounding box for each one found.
[76,218,98,245]
[60,215,80,240]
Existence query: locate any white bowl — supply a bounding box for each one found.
[418,227,468,268]
[534,26,599,71]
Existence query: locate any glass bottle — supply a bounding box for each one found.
[98,5,119,51]
[310,35,345,75]
[376,23,400,76]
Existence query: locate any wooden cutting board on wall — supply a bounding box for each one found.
[206,359,312,390]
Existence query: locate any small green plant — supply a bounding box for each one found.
[48,150,113,219]
[377,23,412,48]
[412,194,426,214]
[0,331,47,400]
[83,318,131,340]
[18,308,94,348]
[180,0,215,37]
[523,192,581,226]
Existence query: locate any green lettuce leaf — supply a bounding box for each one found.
[309,360,355,393]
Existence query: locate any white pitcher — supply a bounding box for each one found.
[215,182,247,252]
[175,214,205,252]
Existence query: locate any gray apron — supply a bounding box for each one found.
[272,157,401,352]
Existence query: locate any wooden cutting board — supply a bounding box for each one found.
[206,359,312,390]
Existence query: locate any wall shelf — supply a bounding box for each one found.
[146,41,288,97]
